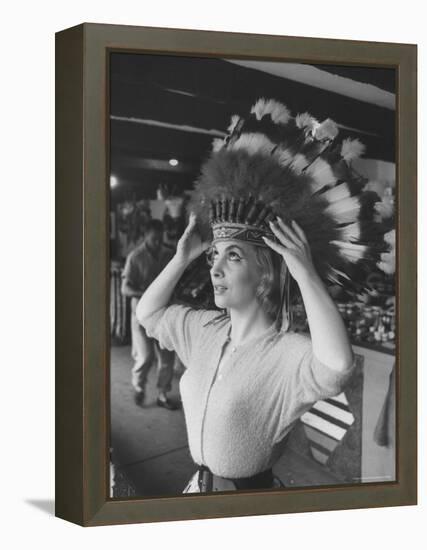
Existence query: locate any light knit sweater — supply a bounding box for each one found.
[143,305,354,478]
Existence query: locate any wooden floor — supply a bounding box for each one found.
[275,447,341,488]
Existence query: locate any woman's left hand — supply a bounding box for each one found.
[262,217,317,284]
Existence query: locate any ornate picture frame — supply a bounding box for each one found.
[55,23,417,526]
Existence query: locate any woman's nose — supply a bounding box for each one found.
[210,256,225,277]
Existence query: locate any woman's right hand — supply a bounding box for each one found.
[175,213,211,266]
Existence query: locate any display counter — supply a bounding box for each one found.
[287,341,395,485]
[353,344,395,484]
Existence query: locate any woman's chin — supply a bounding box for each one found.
[214,295,228,308]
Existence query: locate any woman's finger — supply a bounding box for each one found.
[201,240,212,252]
[268,221,296,249]
[182,213,197,237]
[291,220,308,245]
[262,236,288,256]
[276,217,302,247]
[187,212,197,229]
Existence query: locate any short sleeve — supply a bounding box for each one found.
[296,342,355,402]
[278,333,355,435]
[140,304,217,367]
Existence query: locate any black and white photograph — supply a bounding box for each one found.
[108,53,396,499]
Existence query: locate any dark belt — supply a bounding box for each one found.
[197,465,274,492]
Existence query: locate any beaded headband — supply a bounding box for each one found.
[209,195,275,246]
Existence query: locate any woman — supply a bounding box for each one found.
[136,212,355,492]
[136,97,388,492]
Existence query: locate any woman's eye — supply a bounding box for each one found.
[206,249,241,265]
[228,251,241,261]
[206,250,218,266]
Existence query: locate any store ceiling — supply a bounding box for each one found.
[110,53,396,203]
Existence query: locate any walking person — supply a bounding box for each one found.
[121,218,181,410]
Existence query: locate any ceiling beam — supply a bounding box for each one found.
[110,115,226,138]
[226,60,395,111]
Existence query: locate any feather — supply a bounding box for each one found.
[322,182,351,204]
[295,112,319,132]
[290,153,335,192]
[313,118,339,141]
[339,222,360,242]
[384,229,396,246]
[274,149,336,194]
[305,157,337,192]
[341,138,366,161]
[377,229,396,274]
[326,271,343,285]
[329,266,351,281]
[325,196,360,223]
[325,265,351,284]
[275,147,294,167]
[377,252,395,275]
[227,114,241,134]
[363,179,385,196]
[331,240,367,262]
[374,195,394,220]
[212,138,225,152]
[295,112,320,145]
[291,153,309,174]
[230,132,276,156]
[251,98,291,125]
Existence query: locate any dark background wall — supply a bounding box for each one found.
[110,53,396,203]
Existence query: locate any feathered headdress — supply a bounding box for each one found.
[190,97,392,288]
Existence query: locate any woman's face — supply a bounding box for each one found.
[209,240,262,311]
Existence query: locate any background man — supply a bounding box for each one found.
[121,219,180,410]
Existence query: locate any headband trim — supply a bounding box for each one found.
[212,222,273,247]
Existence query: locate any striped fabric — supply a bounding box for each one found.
[300,393,355,465]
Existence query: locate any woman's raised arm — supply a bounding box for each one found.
[263,217,354,373]
[136,213,210,324]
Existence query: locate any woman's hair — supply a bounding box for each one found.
[253,246,282,319]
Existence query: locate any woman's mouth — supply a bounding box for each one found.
[213,285,228,295]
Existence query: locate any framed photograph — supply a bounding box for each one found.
[55,23,417,526]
